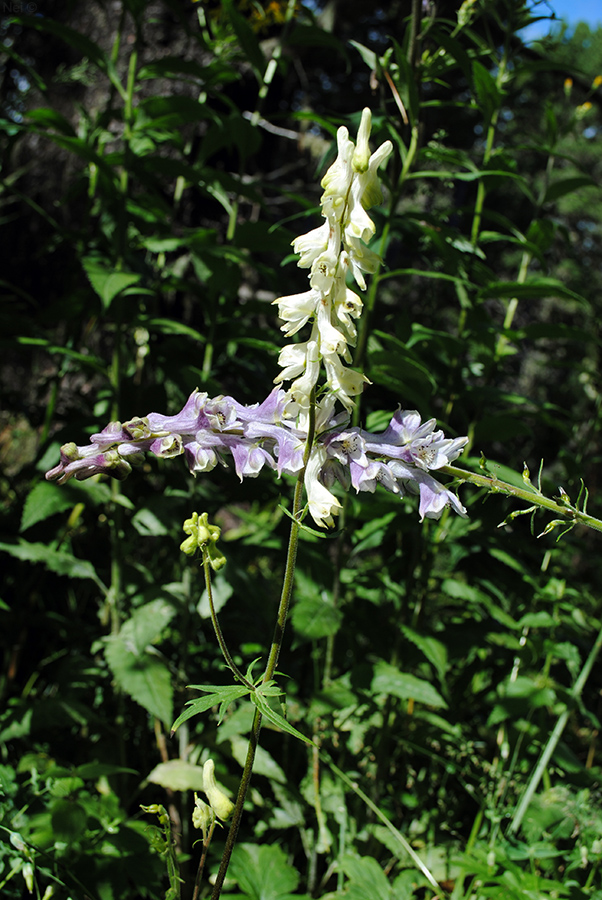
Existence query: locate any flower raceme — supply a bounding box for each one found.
[45,388,468,526]
[273,108,393,419]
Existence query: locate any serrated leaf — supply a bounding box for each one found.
[339,854,392,900]
[105,643,173,725]
[119,599,177,654]
[0,540,105,588]
[20,482,75,531]
[104,600,177,724]
[291,592,342,640]
[372,661,447,709]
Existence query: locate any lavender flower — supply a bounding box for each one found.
[46,391,467,524]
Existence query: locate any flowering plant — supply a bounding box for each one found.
[46,110,468,530]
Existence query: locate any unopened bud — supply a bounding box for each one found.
[192,793,214,839]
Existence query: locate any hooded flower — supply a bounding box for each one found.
[273,108,392,413]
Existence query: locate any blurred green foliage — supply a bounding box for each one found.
[2,1,602,898]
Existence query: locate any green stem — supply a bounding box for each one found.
[202,553,255,690]
[209,400,316,900]
[441,463,602,534]
[509,620,602,833]
[192,818,216,900]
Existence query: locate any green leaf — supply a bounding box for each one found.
[223,0,266,76]
[12,15,124,98]
[120,599,177,654]
[478,278,584,303]
[131,507,170,537]
[372,661,448,709]
[349,39,378,71]
[147,760,205,792]
[51,799,87,842]
[104,600,177,725]
[401,627,449,687]
[0,540,105,588]
[339,854,392,900]
[472,61,501,124]
[105,646,173,726]
[25,108,76,136]
[197,575,233,619]
[229,735,287,784]
[141,317,206,344]
[544,176,598,204]
[291,591,342,640]
[82,256,142,311]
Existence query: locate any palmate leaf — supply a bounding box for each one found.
[229,843,308,900]
[171,684,251,735]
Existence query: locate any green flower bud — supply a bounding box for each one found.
[180,512,223,557]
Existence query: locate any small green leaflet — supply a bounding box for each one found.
[252,683,314,746]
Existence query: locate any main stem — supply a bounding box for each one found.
[209,402,316,900]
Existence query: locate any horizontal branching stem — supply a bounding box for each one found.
[442,464,602,534]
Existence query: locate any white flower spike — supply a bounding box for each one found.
[274,108,392,417]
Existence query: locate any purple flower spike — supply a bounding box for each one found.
[46,387,468,526]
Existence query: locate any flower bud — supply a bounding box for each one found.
[180,512,222,557]
[192,793,214,838]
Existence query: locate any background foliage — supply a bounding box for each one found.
[2,0,602,897]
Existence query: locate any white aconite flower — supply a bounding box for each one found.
[309,251,339,293]
[304,445,342,528]
[274,109,392,419]
[293,221,331,268]
[287,340,320,411]
[273,289,320,337]
[274,341,312,383]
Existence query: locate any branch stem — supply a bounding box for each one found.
[442,464,602,534]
